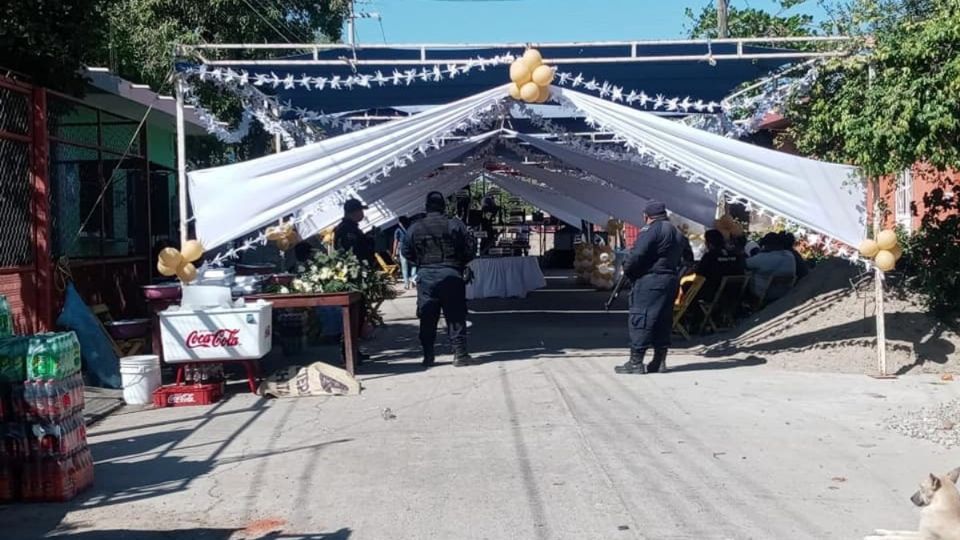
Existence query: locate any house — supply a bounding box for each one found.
[0,68,207,333]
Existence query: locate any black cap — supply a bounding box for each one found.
[343,198,368,214]
[644,200,667,217]
[426,191,446,212]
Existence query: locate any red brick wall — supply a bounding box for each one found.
[866,164,958,231]
[0,270,38,334]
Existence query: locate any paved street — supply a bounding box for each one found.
[2,281,958,539]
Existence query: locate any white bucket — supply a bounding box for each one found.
[119,355,162,405]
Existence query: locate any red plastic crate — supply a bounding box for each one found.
[152,383,224,408]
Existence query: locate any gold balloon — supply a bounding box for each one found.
[509,60,532,85]
[157,260,177,277]
[176,262,198,283]
[890,244,903,261]
[158,247,182,268]
[877,229,898,251]
[276,237,293,251]
[520,82,540,103]
[508,83,522,100]
[875,250,896,272]
[531,64,554,87]
[536,85,551,103]
[858,238,880,259]
[522,48,543,67]
[265,226,285,242]
[181,240,204,263]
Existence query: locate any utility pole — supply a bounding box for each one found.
[717,0,730,39]
[347,0,356,47]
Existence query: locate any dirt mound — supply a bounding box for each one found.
[696,258,960,375]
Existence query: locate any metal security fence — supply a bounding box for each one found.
[0,84,34,268]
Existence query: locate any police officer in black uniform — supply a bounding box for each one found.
[334,198,375,361]
[615,201,684,374]
[334,198,375,267]
[401,192,477,368]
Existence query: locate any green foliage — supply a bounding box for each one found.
[0,0,348,96]
[684,0,818,41]
[785,0,960,177]
[93,0,349,91]
[901,184,960,319]
[0,0,110,93]
[287,250,398,326]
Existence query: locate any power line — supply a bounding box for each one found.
[238,0,297,43]
[265,0,315,43]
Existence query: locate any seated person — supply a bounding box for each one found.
[695,229,746,302]
[746,233,797,302]
[679,234,695,276]
[780,232,809,280]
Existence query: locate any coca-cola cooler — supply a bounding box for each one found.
[159,301,273,363]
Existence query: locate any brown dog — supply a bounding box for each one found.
[866,468,960,540]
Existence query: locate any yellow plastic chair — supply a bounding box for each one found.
[673,274,705,339]
[374,253,400,281]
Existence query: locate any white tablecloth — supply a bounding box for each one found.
[466,256,546,300]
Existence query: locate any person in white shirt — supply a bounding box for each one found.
[745,233,796,301]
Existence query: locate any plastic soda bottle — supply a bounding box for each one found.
[0,295,13,338]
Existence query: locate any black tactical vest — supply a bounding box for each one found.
[413,214,463,268]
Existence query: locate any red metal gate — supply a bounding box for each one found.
[0,75,53,332]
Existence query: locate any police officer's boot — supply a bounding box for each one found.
[422,345,435,368]
[614,349,647,374]
[452,350,474,367]
[646,348,669,373]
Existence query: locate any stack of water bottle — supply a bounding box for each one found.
[0,296,94,503]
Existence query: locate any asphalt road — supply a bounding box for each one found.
[3,285,957,540]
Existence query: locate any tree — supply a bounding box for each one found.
[91,0,350,92]
[0,0,349,94]
[684,0,819,41]
[782,0,960,319]
[784,0,960,177]
[0,0,110,93]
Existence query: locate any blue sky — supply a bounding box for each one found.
[348,0,828,44]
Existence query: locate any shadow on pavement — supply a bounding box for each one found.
[39,527,353,539]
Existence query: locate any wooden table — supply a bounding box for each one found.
[146,290,364,379]
[244,291,364,376]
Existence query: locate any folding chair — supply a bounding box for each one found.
[672,274,705,339]
[753,274,797,310]
[374,253,400,281]
[698,275,750,334]
[93,304,146,357]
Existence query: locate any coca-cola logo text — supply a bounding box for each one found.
[186,329,240,348]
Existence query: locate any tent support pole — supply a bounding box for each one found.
[871,177,889,377]
[875,266,887,376]
[175,76,188,246]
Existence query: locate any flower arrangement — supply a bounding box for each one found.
[280,250,398,326]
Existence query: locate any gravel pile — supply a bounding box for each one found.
[885,398,960,448]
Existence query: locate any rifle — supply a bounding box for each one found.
[604,271,629,311]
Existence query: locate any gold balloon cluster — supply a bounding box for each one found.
[266,223,300,251]
[573,243,594,283]
[858,229,903,272]
[590,245,616,290]
[157,240,204,283]
[714,215,744,240]
[320,227,335,247]
[508,49,554,104]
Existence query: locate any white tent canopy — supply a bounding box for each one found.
[188,84,866,255]
[554,87,865,245]
[188,85,507,249]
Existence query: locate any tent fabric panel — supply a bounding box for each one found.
[517,134,717,226]
[556,87,866,246]
[188,86,507,249]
